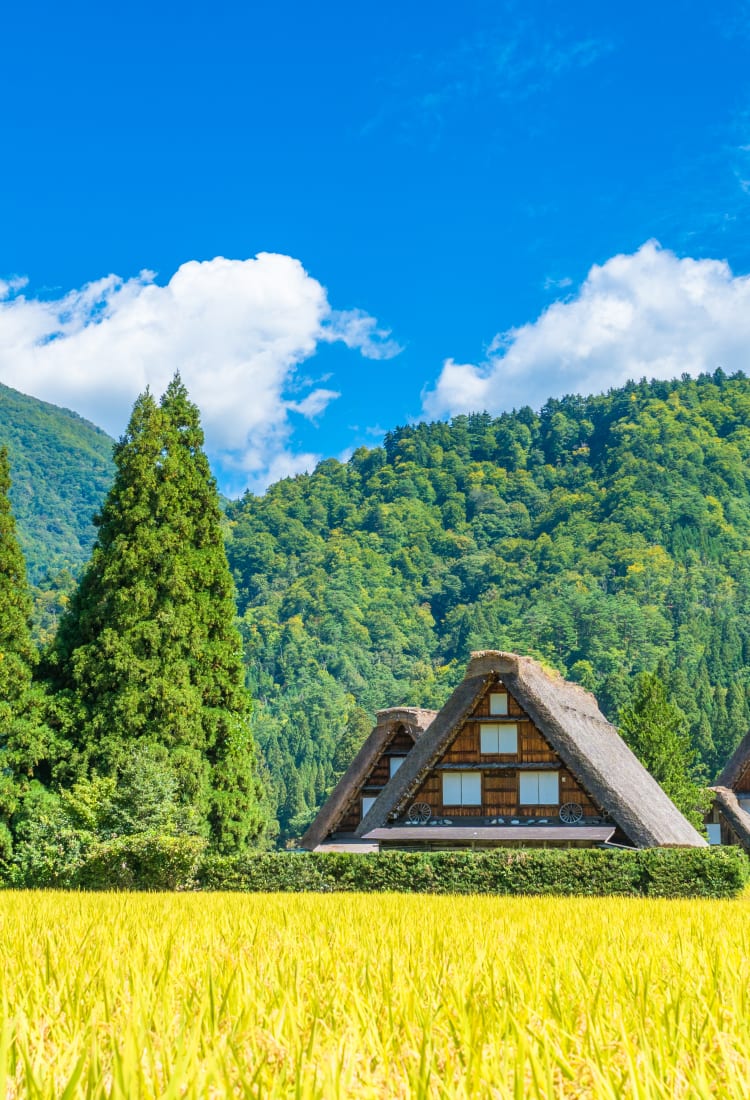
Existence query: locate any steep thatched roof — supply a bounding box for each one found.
[715,731,750,790]
[356,651,706,848]
[299,707,437,850]
[710,786,750,848]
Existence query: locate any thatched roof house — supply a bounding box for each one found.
[300,706,437,851]
[708,733,750,850]
[303,651,705,851]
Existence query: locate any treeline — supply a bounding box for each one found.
[0,378,273,884]
[225,369,750,837]
[3,369,749,850]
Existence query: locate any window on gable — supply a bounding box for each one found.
[389,756,406,778]
[362,795,377,817]
[480,722,518,754]
[519,771,559,805]
[442,771,482,806]
[489,692,509,715]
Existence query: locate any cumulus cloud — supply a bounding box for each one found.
[0,253,400,492]
[423,241,750,420]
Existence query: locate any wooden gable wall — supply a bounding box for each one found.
[336,725,415,834]
[398,679,602,821]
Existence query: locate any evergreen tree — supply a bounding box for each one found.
[331,704,372,780]
[48,378,272,851]
[618,672,710,829]
[0,446,55,850]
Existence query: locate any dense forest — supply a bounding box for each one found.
[4,370,750,841]
[224,370,750,836]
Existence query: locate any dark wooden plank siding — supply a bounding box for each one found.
[332,723,415,835]
[399,679,601,820]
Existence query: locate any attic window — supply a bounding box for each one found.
[519,771,559,805]
[480,723,518,754]
[489,692,509,715]
[390,756,406,778]
[442,771,482,806]
[362,795,377,817]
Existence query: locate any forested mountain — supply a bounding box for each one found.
[0,382,114,583]
[225,370,750,836]
[5,372,750,842]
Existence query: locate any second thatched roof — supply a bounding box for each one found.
[300,706,437,850]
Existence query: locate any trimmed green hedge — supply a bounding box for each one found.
[3,841,747,896]
[198,847,749,898]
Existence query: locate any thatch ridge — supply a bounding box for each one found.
[715,731,750,790]
[357,650,706,848]
[299,706,436,850]
[710,786,750,848]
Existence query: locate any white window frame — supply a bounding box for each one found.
[362,795,378,817]
[480,722,518,754]
[389,755,406,778]
[489,692,509,716]
[519,771,560,805]
[442,771,482,806]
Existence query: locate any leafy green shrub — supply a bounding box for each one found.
[198,847,749,899]
[76,833,207,891]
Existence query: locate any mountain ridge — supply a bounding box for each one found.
[0,381,114,583]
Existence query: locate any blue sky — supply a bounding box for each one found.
[2,0,750,492]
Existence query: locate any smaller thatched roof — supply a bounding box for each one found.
[356,651,706,849]
[715,731,750,790]
[299,706,437,850]
[710,786,750,848]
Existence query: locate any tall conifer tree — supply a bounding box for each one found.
[50,378,271,851]
[618,672,710,828]
[0,446,55,847]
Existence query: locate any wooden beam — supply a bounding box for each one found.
[436,762,561,771]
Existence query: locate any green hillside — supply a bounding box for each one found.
[5,372,750,841]
[225,370,750,836]
[0,382,114,584]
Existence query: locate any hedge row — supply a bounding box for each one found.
[198,846,749,898]
[2,839,747,896]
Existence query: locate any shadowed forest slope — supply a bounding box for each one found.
[0,382,114,582]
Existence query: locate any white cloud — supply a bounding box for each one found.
[423,241,750,419]
[0,253,400,492]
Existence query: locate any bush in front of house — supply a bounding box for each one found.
[198,846,749,899]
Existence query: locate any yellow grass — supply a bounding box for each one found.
[1,892,750,1098]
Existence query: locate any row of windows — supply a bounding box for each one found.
[441,770,560,806]
[361,770,561,817]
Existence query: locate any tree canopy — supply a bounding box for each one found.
[47,377,273,852]
[0,446,56,858]
[223,370,750,836]
[618,672,711,828]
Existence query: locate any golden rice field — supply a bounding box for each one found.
[2,892,750,1099]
